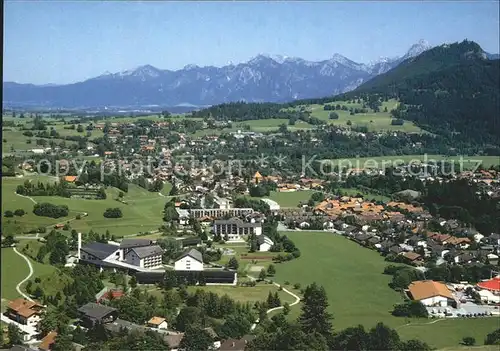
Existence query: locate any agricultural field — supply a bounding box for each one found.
[321,155,500,170]
[2,177,168,236]
[271,231,499,349]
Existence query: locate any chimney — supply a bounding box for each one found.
[77,232,82,260]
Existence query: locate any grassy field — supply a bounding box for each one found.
[1,248,29,301]
[321,155,500,170]
[2,177,167,236]
[145,282,296,305]
[339,188,391,203]
[270,232,499,348]
[245,190,313,208]
[297,99,424,133]
[2,176,69,234]
[193,118,313,136]
[185,283,296,305]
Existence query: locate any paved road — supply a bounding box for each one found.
[13,247,34,301]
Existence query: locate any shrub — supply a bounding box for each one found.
[14,209,26,217]
[33,203,69,218]
[293,283,301,290]
[462,337,475,346]
[103,208,123,218]
[329,112,339,120]
[4,210,14,217]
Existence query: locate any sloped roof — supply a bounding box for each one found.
[130,245,164,259]
[119,238,154,249]
[477,276,500,292]
[176,248,203,263]
[78,302,117,319]
[147,316,166,325]
[39,331,57,351]
[81,242,119,260]
[408,280,454,301]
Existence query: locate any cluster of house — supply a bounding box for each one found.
[5,295,253,351]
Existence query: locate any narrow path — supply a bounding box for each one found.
[246,275,301,331]
[14,191,37,204]
[396,318,447,329]
[13,247,34,302]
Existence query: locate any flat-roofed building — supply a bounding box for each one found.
[213,218,262,241]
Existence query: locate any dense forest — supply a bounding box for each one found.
[352,41,500,143]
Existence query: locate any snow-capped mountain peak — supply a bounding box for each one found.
[119,64,162,78]
[403,39,432,59]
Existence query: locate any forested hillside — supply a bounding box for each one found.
[352,40,500,143]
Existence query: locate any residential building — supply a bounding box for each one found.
[6,299,44,328]
[147,316,168,330]
[174,249,204,271]
[77,303,118,328]
[213,218,262,241]
[408,280,455,307]
[124,245,164,269]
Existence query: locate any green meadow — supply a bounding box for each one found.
[271,232,499,349]
[2,177,168,237]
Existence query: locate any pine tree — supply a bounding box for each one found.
[267,264,276,276]
[258,269,267,281]
[299,283,333,337]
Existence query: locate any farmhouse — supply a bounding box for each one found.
[6,298,44,327]
[408,280,455,307]
[213,218,262,241]
[174,249,204,271]
[77,302,118,328]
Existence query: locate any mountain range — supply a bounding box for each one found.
[2,40,498,109]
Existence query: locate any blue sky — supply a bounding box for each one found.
[4,1,500,84]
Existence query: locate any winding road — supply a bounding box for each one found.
[247,275,302,331]
[12,247,34,301]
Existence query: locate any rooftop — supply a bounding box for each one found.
[38,331,57,351]
[408,280,454,301]
[130,245,164,259]
[77,302,117,319]
[148,316,166,325]
[81,242,119,260]
[7,298,44,318]
[176,248,203,263]
[120,238,154,249]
